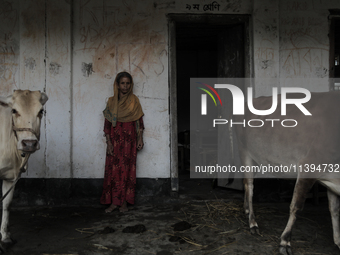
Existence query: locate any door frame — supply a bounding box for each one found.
[329,10,340,89]
[167,14,253,194]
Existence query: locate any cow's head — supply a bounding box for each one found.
[0,90,48,153]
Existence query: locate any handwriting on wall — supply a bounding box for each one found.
[280,0,328,78]
[0,33,19,90]
[286,1,309,11]
[255,0,328,78]
[186,1,220,11]
[77,0,167,79]
[280,0,329,78]
[78,0,124,52]
[117,44,167,83]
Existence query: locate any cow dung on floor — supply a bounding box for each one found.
[122,224,146,233]
[172,221,192,231]
[98,226,115,234]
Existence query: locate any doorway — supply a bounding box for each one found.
[168,14,251,195]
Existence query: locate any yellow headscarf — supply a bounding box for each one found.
[103,72,144,127]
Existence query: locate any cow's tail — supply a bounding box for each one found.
[228,121,235,184]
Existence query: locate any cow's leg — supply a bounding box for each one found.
[241,151,259,235]
[0,180,16,252]
[244,177,259,235]
[279,178,315,255]
[243,178,249,214]
[327,189,340,249]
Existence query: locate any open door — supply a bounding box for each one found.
[217,24,245,190]
[168,14,251,195]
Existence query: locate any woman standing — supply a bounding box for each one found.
[101,71,144,213]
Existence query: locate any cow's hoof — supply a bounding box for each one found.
[279,245,293,255]
[250,226,260,235]
[0,238,17,253]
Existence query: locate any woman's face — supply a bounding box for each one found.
[117,77,131,95]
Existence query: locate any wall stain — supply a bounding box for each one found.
[49,62,62,75]
[25,57,36,71]
[261,60,271,70]
[315,67,328,78]
[222,0,241,12]
[81,62,93,77]
[153,1,175,9]
[92,46,116,78]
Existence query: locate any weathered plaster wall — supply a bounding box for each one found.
[253,0,280,96]
[0,0,339,180]
[71,0,169,178]
[254,0,340,95]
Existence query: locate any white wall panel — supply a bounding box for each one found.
[253,0,280,96]
[279,0,331,92]
[0,0,20,95]
[20,0,46,178]
[72,0,169,178]
[45,0,72,178]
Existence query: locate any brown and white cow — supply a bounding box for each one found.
[0,90,48,251]
[232,91,340,255]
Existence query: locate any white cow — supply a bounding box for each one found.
[233,91,340,255]
[0,90,48,251]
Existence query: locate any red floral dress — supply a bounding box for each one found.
[100,117,144,206]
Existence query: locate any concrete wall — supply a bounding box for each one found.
[0,0,339,180]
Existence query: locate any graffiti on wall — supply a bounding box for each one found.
[0,1,19,93]
[185,1,220,11]
[286,1,309,11]
[48,26,70,70]
[279,1,328,77]
[281,20,328,77]
[77,0,167,79]
[78,0,122,51]
[0,33,19,90]
[116,44,167,84]
[255,40,275,64]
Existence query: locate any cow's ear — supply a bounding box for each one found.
[0,95,12,108]
[40,92,48,105]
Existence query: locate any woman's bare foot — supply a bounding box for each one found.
[105,204,117,213]
[119,201,128,212]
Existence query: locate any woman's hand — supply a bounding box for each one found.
[106,141,114,156]
[137,137,144,151]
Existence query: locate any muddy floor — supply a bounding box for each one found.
[4,192,339,255]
